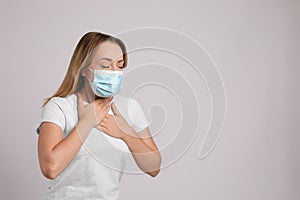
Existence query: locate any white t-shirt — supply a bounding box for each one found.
[36,93,150,200]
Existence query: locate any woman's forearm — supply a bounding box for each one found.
[44,120,93,179]
[122,131,162,177]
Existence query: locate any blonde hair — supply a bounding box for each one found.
[41,32,128,108]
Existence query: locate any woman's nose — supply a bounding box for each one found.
[111,62,122,71]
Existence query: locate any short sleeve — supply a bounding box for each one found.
[36,98,66,135]
[128,98,150,133]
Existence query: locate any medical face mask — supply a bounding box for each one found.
[86,67,123,97]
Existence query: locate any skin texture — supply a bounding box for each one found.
[38,41,161,180]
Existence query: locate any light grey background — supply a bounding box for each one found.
[0,0,299,199]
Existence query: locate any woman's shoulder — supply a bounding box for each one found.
[45,93,76,110]
[114,95,146,118]
[115,94,150,132]
[47,93,141,109]
[114,94,139,107]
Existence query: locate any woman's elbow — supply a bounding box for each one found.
[148,168,161,177]
[42,169,57,180]
[149,154,162,177]
[40,160,60,180]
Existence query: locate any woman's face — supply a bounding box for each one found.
[89,41,125,71]
[83,41,125,85]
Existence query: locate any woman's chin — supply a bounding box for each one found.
[95,94,113,100]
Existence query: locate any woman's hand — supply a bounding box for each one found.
[76,93,112,129]
[97,102,135,139]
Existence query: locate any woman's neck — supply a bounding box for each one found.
[77,83,110,103]
[77,88,98,104]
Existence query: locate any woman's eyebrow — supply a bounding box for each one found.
[98,58,124,62]
[98,58,112,61]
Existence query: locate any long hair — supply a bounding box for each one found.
[41,32,128,108]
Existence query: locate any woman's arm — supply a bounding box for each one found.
[122,127,162,177]
[99,102,162,177]
[37,94,111,180]
[38,120,92,180]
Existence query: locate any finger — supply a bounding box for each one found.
[96,98,108,106]
[100,121,107,128]
[96,103,109,113]
[100,97,112,106]
[99,126,109,134]
[99,100,110,110]
[105,102,111,110]
[105,114,114,121]
[102,114,108,121]
[98,124,108,129]
[111,102,121,116]
[97,125,105,132]
[100,104,110,112]
[100,117,106,124]
[102,106,110,116]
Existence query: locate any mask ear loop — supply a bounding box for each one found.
[84,67,94,84]
[89,67,109,74]
[85,67,108,84]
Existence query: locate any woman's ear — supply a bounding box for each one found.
[81,68,87,77]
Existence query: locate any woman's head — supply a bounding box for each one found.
[42,32,128,107]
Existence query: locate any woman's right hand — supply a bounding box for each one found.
[76,93,112,129]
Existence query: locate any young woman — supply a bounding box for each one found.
[36,32,161,199]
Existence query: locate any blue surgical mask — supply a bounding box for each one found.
[86,67,123,97]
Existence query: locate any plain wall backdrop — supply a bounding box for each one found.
[0,0,299,199]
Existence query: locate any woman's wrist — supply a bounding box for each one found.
[77,119,94,134]
[120,127,137,142]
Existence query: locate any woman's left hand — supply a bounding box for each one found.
[97,102,135,139]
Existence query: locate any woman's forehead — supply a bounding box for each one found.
[94,41,123,61]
